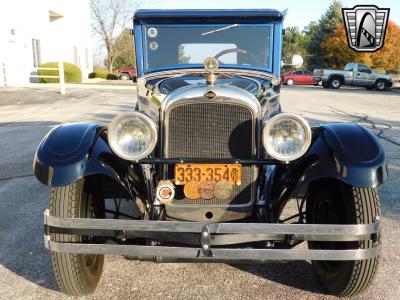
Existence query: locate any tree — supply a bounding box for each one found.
[369,21,400,73]
[321,24,370,69]
[113,29,135,69]
[305,0,343,69]
[321,21,400,72]
[90,0,131,72]
[282,26,309,69]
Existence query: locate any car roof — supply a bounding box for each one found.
[133,9,284,24]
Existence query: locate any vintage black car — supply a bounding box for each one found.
[33,9,386,297]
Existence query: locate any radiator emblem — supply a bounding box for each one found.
[184,181,201,200]
[198,181,215,200]
[214,180,233,200]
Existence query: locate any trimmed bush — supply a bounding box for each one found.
[38,62,82,83]
[91,69,118,80]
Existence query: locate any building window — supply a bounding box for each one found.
[73,46,80,66]
[32,39,42,68]
[85,48,89,69]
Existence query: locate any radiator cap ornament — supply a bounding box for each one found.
[204,57,219,85]
[204,57,219,72]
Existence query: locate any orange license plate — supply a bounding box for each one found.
[175,164,241,185]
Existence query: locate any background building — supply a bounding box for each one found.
[0,0,93,86]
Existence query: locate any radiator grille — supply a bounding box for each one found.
[166,102,255,205]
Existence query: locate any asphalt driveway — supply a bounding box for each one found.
[0,84,399,299]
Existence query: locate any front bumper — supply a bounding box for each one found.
[44,210,381,262]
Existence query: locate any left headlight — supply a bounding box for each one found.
[108,112,157,161]
[262,113,311,162]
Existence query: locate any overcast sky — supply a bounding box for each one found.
[133,0,399,29]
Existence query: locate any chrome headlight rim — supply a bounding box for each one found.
[263,112,312,162]
[108,112,158,161]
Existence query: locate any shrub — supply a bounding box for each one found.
[38,62,82,83]
[90,69,118,80]
[107,73,118,80]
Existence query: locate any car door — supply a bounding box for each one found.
[353,64,373,86]
[303,71,315,84]
[294,71,304,84]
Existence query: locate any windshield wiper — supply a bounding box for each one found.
[201,24,240,36]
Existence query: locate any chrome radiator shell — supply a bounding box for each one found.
[161,85,261,222]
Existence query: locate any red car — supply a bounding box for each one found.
[282,70,317,85]
[116,66,137,81]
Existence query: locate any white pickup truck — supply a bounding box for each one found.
[313,63,393,91]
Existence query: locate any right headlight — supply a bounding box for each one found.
[108,112,157,161]
[262,113,311,162]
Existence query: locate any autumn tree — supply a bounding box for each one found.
[369,21,400,73]
[321,24,370,69]
[321,21,400,72]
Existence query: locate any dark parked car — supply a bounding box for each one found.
[282,70,317,85]
[116,66,137,81]
[34,9,385,297]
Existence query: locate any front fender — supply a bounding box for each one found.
[34,123,102,186]
[268,123,387,220]
[33,123,149,200]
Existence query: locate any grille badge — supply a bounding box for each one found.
[198,181,215,200]
[184,181,201,200]
[214,180,233,200]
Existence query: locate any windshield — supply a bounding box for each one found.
[142,24,273,72]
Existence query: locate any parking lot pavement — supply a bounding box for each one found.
[0,85,399,299]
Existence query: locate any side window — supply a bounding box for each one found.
[294,71,304,75]
[304,71,312,76]
[344,64,354,71]
[358,65,371,73]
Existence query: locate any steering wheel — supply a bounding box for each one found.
[214,48,258,65]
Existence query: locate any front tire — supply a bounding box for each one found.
[49,179,104,296]
[329,78,342,89]
[286,78,295,86]
[119,73,131,80]
[307,180,380,297]
[375,79,387,91]
[322,81,330,88]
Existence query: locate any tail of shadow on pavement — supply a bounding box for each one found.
[230,260,324,294]
[0,121,60,292]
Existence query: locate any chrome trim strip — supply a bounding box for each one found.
[44,239,380,261]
